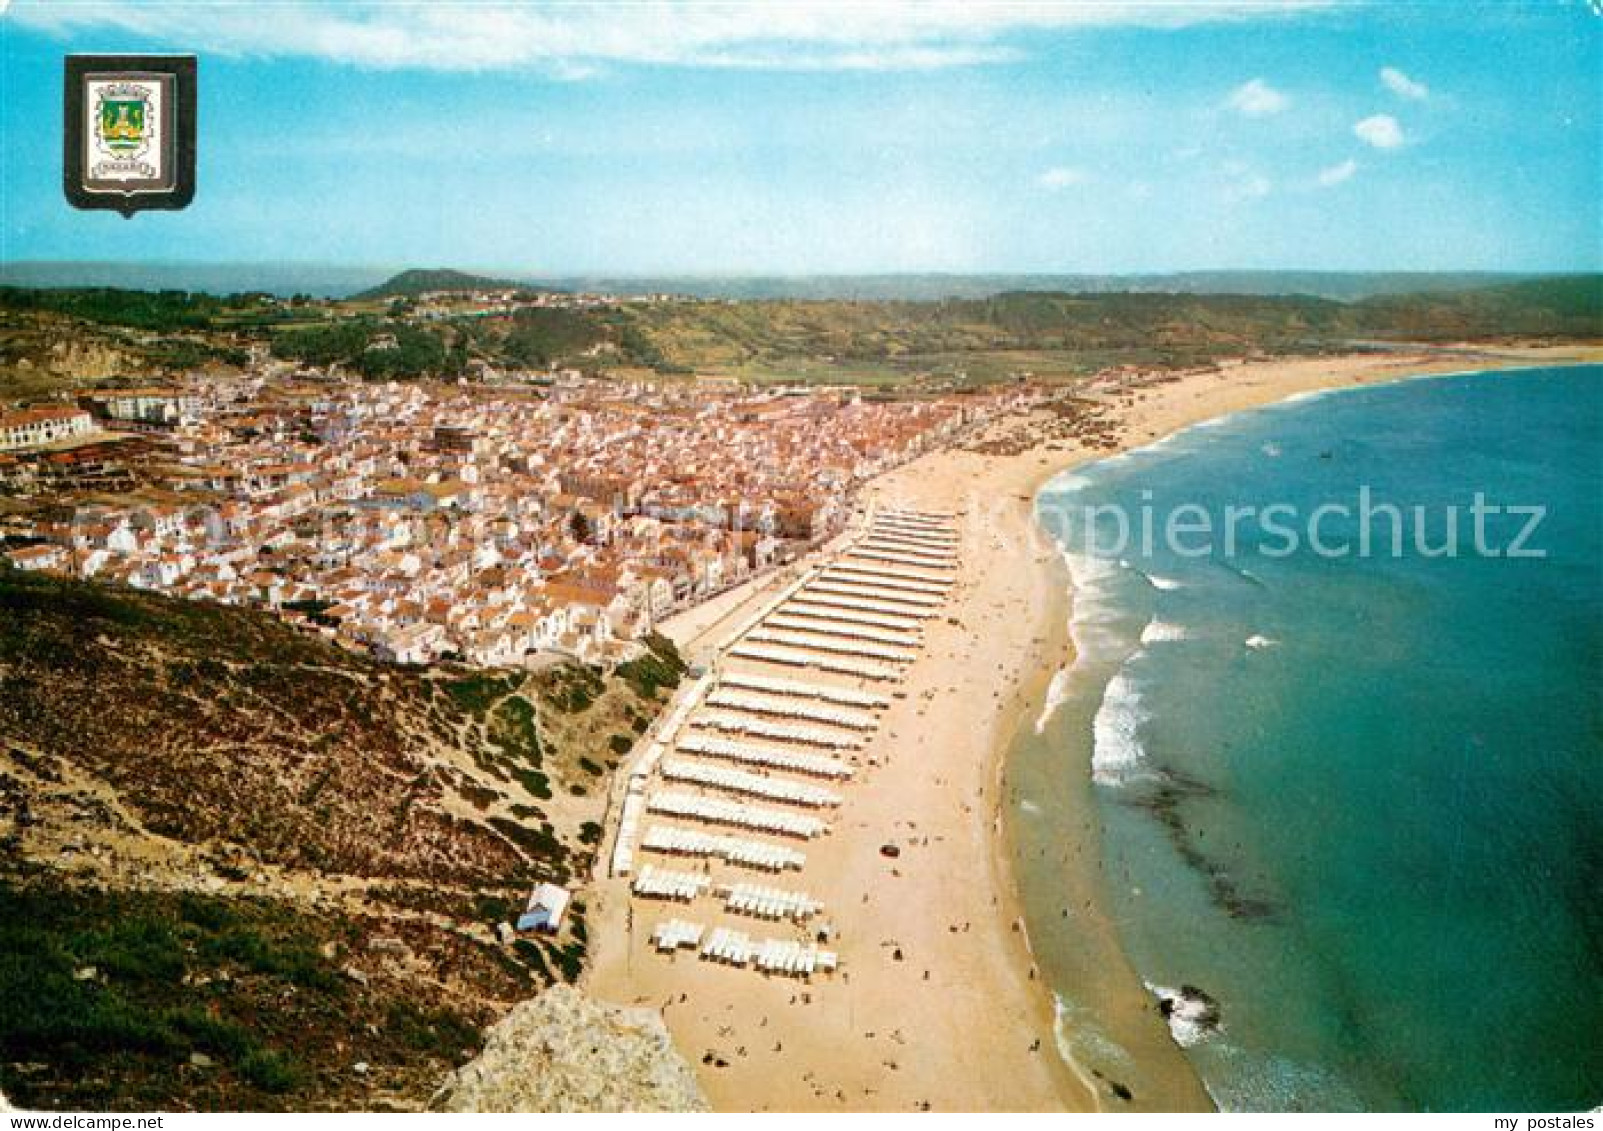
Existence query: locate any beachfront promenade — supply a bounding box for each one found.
[606,507,958,981]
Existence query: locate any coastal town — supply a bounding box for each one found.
[3,0,1600,1113]
[0,344,1028,669]
[5,276,1593,1116]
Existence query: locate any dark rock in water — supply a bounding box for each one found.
[1151,984,1223,1044]
[1110,1082,1133,1102]
[1178,985,1222,1029]
[1125,776,1283,924]
[1156,768,1218,799]
[1221,891,1278,922]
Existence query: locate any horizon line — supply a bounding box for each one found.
[3,260,1596,280]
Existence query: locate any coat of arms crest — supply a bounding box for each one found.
[97,89,151,155]
[64,55,196,216]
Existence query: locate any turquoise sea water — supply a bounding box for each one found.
[1027,366,1602,1111]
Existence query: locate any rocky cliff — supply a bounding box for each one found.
[431,984,706,1113]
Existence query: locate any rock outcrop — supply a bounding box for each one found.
[432,984,707,1113]
[1150,983,1223,1047]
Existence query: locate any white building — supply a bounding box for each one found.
[0,407,94,451]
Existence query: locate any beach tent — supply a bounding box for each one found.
[516,882,571,933]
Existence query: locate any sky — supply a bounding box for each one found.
[1,0,1599,276]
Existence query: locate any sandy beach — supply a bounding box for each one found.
[584,342,1601,1112]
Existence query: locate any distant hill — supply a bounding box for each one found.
[0,261,396,298]
[1351,274,1603,339]
[3,270,1597,397]
[0,263,546,300]
[537,270,1546,303]
[0,261,1576,302]
[353,268,543,301]
[620,278,1601,381]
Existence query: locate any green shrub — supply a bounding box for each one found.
[613,633,687,700]
[514,768,552,801]
[238,1048,300,1094]
[383,1001,479,1060]
[441,673,519,717]
[489,695,543,766]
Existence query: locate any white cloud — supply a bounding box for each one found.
[1316,158,1358,186]
[6,0,1339,73]
[1380,66,1429,101]
[1221,162,1273,201]
[1037,166,1087,190]
[1227,78,1289,117]
[1354,114,1405,150]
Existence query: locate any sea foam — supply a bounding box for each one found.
[1063,552,1131,662]
[1140,619,1191,645]
[1037,553,1130,734]
[1053,992,1137,1091]
[1047,471,1094,494]
[1063,549,1123,598]
[1091,661,1150,786]
[1034,666,1073,734]
[1145,982,1220,1048]
[1121,561,1187,592]
[1202,1044,1368,1114]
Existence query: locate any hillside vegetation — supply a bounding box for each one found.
[352,268,538,301]
[0,570,683,1110]
[2,274,1597,395]
[629,278,1601,380]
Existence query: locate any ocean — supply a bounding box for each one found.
[1015,365,1602,1111]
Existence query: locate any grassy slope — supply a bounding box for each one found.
[0,571,684,1110]
[0,877,487,1111]
[5,277,1597,398]
[623,281,1602,383]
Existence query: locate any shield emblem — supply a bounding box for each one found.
[65,55,197,216]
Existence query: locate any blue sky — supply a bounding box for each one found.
[2,1,1599,275]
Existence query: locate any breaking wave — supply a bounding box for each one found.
[1121,561,1186,592]
[1091,660,1150,786]
[1202,1044,1368,1113]
[1038,552,1137,735]
[1053,992,1137,1099]
[1140,619,1191,645]
[1035,666,1073,734]
[1280,387,1341,407]
[1063,551,1131,665]
[1146,982,1221,1049]
[1047,471,1095,494]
